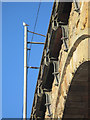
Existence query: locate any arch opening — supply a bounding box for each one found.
[63,61,89,119]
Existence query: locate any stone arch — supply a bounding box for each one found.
[63,61,89,119]
[53,32,90,119]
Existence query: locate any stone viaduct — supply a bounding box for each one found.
[30,1,90,119]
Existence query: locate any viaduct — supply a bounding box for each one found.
[30,0,90,119]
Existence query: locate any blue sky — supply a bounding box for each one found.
[2,2,53,118]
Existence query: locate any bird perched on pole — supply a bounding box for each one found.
[23,22,29,26]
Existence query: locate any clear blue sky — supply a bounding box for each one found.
[2,2,53,118]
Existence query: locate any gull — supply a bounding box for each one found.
[23,22,29,26]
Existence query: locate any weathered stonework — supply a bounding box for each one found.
[30,1,90,119]
[45,2,90,119]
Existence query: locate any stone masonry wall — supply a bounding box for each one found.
[45,2,90,119]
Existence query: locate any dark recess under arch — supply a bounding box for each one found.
[63,61,90,119]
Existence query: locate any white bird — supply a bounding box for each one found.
[23,22,29,26]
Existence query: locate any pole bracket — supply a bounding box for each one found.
[52,72,59,75]
[50,57,57,61]
[47,113,53,117]
[45,103,51,106]
[61,27,68,52]
[73,0,80,13]
[61,37,68,41]
[27,30,46,37]
[43,88,51,92]
[58,21,67,25]
[27,41,45,44]
[53,62,59,86]
[27,66,40,69]
[27,48,31,50]
[45,93,52,117]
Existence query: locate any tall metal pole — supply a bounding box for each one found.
[23,22,28,120]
